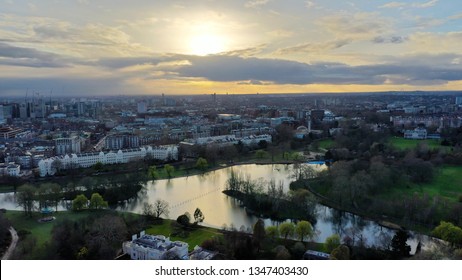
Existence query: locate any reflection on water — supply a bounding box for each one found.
[0,163,437,252]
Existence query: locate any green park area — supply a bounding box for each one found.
[317,139,335,150]
[388,137,444,150]
[145,219,222,249]
[385,165,462,203]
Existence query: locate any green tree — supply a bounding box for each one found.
[266,225,280,239]
[93,162,103,172]
[325,234,341,253]
[330,245,350,260]
[255,149,268,159]
[164,164,174,178]
[177,213,190,227]
[279,222,295,240]
[195,157,208,171]
[432,221,462,247]
[16,184,36,217]
[72,194,88,211]
[193,208,205,224]
[89,193,108,210]
[295,220,314,242]
[148,166,158,179]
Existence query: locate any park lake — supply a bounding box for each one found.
[0,164,438,253]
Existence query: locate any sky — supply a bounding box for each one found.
[0,0,461,96]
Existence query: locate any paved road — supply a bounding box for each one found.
[1,227,18,260]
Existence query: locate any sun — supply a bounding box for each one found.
[187,23,228,56]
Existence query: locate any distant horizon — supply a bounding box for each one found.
[2,89,462,100]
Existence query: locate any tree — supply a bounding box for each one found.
[89,193,108,210]
[390,230,411,258]
[148,166,158,179]
[49,183,62,212]
[195,157,208,171]
[16,184,36,217]
[255,149,268,159]
[329,245,350,260]
[142,202,155,219]
[153,199,170,219]
[253,219,266,252]
[325,234,341,253]
[295,220,314,242]
[432,221,462,247]
[93,162,103,172]
[266,225,279,239]
[279,222,295,240]
[177,213,190,227]
[164,164,174,178]
[72,194,88,211]
[193,208,205,224]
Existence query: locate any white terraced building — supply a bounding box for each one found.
[38,145,178,177]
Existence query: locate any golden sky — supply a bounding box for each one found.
[0,0,461,96]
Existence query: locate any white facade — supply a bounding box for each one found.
[404,128,428,140]
[122,233,188,260]
[38,145,178,177]
[1,162,21,177]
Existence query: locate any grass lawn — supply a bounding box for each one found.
[383,165,462,203]
[5,211,91,249]
[317,139,335,150]
[389,137,444,150]
[145,219,222,249]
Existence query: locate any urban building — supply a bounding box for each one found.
[122,232,189,260]
[38,145,178,176]
[55,136,81,155]
[404,128,428,140]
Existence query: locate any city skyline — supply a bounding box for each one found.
[1,0,462,96]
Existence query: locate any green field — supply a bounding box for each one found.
[145,219,222,249]
[5,211,91,248]
[389,137,443,150]
[386,165,462,202]
[317,139,335,150]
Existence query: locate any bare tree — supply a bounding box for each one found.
[153,199,170,219]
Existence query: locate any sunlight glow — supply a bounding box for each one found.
[187,23,228,56]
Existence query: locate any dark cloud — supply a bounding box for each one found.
[0,42,69,67]
[276,39,351,55]
[373,36,407,44]
[0,76,129,96]
[92,53,462,86]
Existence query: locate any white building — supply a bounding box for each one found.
[38,145,178,177]
[404,128,428,140]
[0,162,21,177]
[122,232,188,260]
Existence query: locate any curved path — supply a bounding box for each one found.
[1,227,18,260]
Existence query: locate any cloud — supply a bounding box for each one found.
[219,45,267,57]
[245,0,269,8]
[372,36,407,44]
[318,12,390,40]
[379,0,438,9]
[0,42,69,67]
[379,2,406,8]
[412,0,438,8]
[276,39,351,55]
[0,76,129,96]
